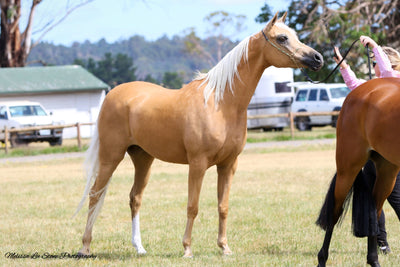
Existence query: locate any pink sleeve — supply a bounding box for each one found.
[340,67,365,90]
[374,46,400,78]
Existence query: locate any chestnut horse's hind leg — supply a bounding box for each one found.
[366,156,399,267]
[216,158,238,255]
[182,159,207,258]
[127,146,154,255]
[317,168,362,267]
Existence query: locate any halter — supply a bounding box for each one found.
[261,30,303,70]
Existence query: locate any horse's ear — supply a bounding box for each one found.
[278,12,287,23]
[265,12,279,31]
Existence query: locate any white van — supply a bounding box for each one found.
[0,101,63,147]
[290,82,350,131]
[247,67,294,131]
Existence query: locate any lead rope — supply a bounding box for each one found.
[300,39,361,84]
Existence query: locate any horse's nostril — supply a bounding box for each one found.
[314,53,322,63]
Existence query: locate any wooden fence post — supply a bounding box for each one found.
[76,123,82,149]
[289,112,295,139]
[4,126,9,154]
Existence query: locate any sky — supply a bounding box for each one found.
[28,0,290,46]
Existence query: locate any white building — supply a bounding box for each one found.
[0,65,109,138]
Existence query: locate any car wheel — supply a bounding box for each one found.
[49,137,63,146]
[10,133,26,147]
[296,116,311,131]
[331,107,341,127]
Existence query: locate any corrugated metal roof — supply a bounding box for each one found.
[0,65,109,95]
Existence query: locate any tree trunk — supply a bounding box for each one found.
[0,0,41,67]
[0,0,23,67]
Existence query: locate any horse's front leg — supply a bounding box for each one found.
[216,158,238,255]
[182,160,207,258]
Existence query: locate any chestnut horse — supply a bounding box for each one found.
[75,12,323,257]
[317,77,400,267]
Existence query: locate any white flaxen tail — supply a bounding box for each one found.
[73,125,110,229]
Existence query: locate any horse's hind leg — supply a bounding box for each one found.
[216,158,238,255]
[317,171,361,267]
[317,139,368,266]
[366,156,399,266]
[79,155,125,255]
[127,146,154,255]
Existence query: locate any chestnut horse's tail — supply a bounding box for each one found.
[351,161,379,237]
[73,125,101,218]
[316,173,353,230]
[316,169,379,237]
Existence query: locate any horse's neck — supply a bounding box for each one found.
[223,35,270,113]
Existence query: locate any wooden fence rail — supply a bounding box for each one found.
[2,122,95,154]
[1,111,340,154]
[248,110,340,137]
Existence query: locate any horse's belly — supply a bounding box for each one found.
[133,134,189,164]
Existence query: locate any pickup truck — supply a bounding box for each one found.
[0,101,63,147]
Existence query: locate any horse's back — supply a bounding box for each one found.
[338,78,400,164]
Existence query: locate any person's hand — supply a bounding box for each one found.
[333,46,348,69]
[360,36,378,49]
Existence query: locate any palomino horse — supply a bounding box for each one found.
[75,12,323,257]
[317,77,400,267]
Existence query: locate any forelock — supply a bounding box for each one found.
[275,22,298,39]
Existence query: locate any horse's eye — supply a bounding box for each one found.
[277,35,288,44]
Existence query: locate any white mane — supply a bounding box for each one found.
[194,36,251,105]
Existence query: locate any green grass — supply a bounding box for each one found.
[1,146,400,266]
[0,139,90,159]
[246,126,336,143]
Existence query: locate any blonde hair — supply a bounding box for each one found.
[382,46,400,71]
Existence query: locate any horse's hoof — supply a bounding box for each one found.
[77,248,90,256]
[317,250,327,267]
[133,243,147,255]
[367,260,381,267]
[221,244,233,256]
[183,247,193,258]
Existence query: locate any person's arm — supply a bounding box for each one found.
[333,46,365,90]
[360,35,400,78]
[340,66,365,90]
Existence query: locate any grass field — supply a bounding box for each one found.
[1,132,400,266]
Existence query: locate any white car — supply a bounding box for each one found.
[290,83,351,131]
[0,101,63,147]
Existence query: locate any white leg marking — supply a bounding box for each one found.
[132,213,147,255]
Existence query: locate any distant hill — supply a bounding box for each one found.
[27,35,238,83]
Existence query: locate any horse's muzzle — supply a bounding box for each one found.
[301,52,324,71]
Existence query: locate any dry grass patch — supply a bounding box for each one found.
[1,146,400,266]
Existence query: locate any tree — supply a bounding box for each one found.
[0,0,94,67]
[183,27,216,67]
[183,10,246,68]
[204,11,246,62]
[162,71,183,89]
[144,74,158,84]
[74,52,137,87]
[256,1,400,82]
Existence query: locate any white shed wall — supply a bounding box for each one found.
[0,90,105,138]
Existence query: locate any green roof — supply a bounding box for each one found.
[0,65,109,95]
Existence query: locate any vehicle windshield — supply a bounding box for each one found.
[9,105,47,117]
[330,87,350,99]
